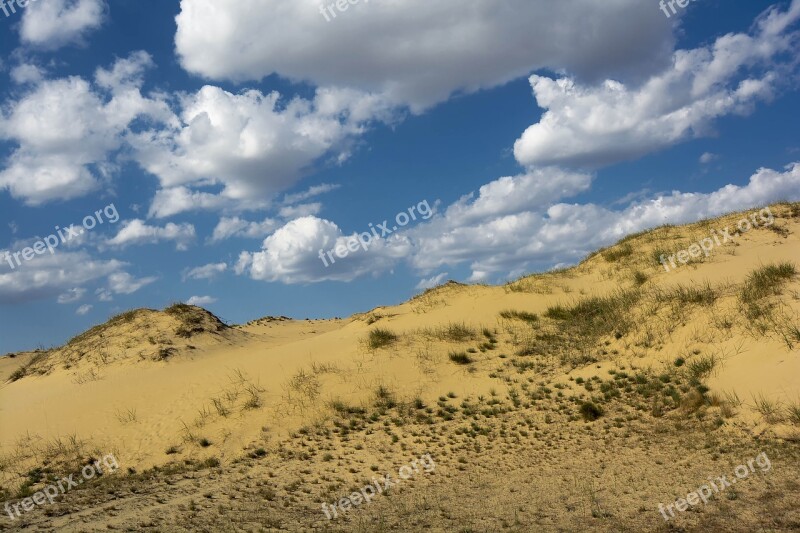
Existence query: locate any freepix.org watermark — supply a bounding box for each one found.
[659,0,699,18]
[318,200,432,267]
[5,453,119,521]
[0,0,37,19]
[658,451,771,521]
[321,454,435,520]
[319,0,369,22]
[3,203,120,271]
[659,207,774,273]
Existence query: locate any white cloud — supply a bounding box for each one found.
[0,52,172,205]
[133,86,395,218]
[186,295,216,306]
[10,64,46,85]
[406,162,800,280]
[415,273,448,291]
[235,162,800,284]
[184,262,227,280]
[0,250,124,304]
[700,152,719,164]
[514,1,800,168]
[76,304,93,315]
[19,0,106,49]
[237,216,409,284]
[107,220,196,250]
[95,287,112,301]
[108,272,157,295]
[282,183,340,204]
[210,216,279,242]
[57,287,86,304]
[278,203,322,219]
[174,0,674,111]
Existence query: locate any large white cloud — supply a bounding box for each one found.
[19,0,107,49]
[131,86,395,218]
[514,0,800,168]
[407,163,800,280]
[236,163,800,284]
[174,0,674,111]
[236,216,409,284]
[0,52,173,205]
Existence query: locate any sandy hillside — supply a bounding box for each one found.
[1,203,799,532]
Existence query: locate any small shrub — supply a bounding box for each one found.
[579,402,603,421]
[448,352,473,365]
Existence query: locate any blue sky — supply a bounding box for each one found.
[1,0,799,353]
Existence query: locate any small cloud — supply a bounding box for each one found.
[186,295,217,306]
[415,273,448,290]
[210,217,278,242]
[108,272,157,294]
[58,287,86,304]
[282,183,341,205]
[183,262,227,281]
[10,63,47,85]
[107,220,196,251]
[76,304,93,315]
[279,203,322,219]
[700,152,719,164]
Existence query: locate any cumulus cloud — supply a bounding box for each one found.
[514,1,800,168]
[235,163,800,284]
[186,295,216,306]
[236,216,409,284]
[406,163,800,280]
[0,52,173,205]
[19,0,107,49]
[76,304,93,315]
[183,262,227,281]
[106,220,196,250]
[133,86,394,218]
[174,0,674,111]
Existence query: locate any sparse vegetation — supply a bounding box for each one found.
[367,328,399,349]
[499,310,538,323]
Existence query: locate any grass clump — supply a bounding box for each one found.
[740,262,797,304]
[752,393,783,424]
[600,243,634,262]
[367,328,399,349]
[499,310,539,323]
[448,351,473,365]
[543,290,641,347]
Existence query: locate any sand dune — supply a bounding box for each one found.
[1,203,799,531]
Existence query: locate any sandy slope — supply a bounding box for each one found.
[1,203,799,532]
